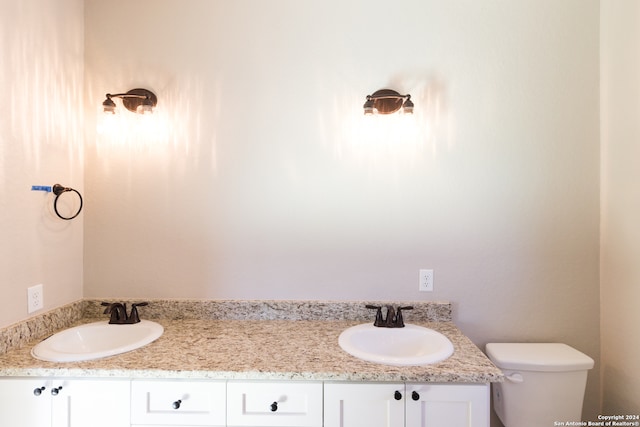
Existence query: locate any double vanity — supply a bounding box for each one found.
[0,300,503,427]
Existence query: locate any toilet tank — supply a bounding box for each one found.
[485,343,594,427]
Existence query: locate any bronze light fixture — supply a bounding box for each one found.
[363,89,414,115]
[102,88,157,114]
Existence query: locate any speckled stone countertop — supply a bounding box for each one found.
[0,300,503,383]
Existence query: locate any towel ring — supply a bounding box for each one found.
[52,184,83,220]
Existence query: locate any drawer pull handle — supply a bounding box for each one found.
[394,391,402,400]
[51,387,63,396]
[172,400,182,410]
[33,387,46,396]
[412,391,420,401]
[270,401,278,412]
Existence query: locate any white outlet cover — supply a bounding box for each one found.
[419,269,433,292]
[28,284,44,313]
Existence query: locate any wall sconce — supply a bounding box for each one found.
[363,89,414,115]
[102,88,157,114]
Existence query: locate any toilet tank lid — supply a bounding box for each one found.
[485,343,594,372]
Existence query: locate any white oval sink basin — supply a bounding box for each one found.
[338,323,454,366]
[31,320,164,362]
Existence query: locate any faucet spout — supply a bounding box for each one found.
[101,302,127,324]
[384,305,396,327]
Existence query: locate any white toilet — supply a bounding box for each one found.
[485,343,594,427]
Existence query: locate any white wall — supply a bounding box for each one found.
[0,0,84,327]
[600,0,640,414]
[83,0,601,420]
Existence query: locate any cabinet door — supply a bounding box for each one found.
[0,378,52,427]
[131,379,226,426]
[227,381,323,427]
[324,383,405,427]
[405,384,489,427]
[52,379,130,427]
[0,378,128,427]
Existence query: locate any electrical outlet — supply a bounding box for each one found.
[27,284,44,313]
[419,269,433,292]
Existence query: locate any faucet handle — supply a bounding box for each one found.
[394,306,414,328]
[365,305,384,327]
[101,301,120,314]
[128,302,149,324]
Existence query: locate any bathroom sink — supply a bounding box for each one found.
[338,323,454,366]
[31,320,164,362]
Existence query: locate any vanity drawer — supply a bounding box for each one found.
[227,381,323,427]
[131,380,226,426]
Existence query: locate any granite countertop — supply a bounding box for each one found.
[0,300,503,383]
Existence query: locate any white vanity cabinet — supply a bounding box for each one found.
[0,378,50,427]
[0,377,488,427]
[324,382,489,427]
[0,378,130,427]
[324,382,405,427]
[131,380,226,426]
[227,381,323,427]
[405,383,489,427]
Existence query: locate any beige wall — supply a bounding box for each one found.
[1,0,605,422]
[0,0,84,327]
[83,1,601,421]
[600,0,640,415]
